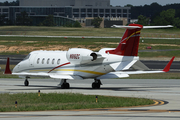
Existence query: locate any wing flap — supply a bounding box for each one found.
[12,72,83,80]
[97,72,129,79]
[12,72,49,77]
[49,74,83,80]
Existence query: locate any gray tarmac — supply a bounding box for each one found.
[0,78,180,120]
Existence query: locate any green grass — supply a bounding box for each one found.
[0,26,180,38]
[138,50,180,57]
[0,26,125,37]
[0,92,154,112]
[1,36,180,57]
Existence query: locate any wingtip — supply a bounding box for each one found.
[4,57,12,74]
[163,56,175,72]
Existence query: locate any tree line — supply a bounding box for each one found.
[136,9,180,28]
[124,2,180,28]
[127,2,180,19]
[0,1,180,28]
[0,0,19,6]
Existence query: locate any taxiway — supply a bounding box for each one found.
[0,78,180,120]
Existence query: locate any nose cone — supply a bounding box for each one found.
[12,60,29,73]
[12,64,19,73]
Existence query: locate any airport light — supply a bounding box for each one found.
[96,96,98,103]
[38,90,40,97]
[15,101,17,108]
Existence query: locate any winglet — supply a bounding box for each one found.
[163,56,175,72]
[4,57,12,74]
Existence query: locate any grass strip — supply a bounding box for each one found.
[128,72,180,79]
[0,36,180,57]
[0,26,180,38]
[0,93,154,112]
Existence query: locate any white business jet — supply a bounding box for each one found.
[4,24,174,89]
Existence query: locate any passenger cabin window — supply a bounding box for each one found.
[42,58,45,64]
[23,54,31,61]
[37,58,40,64]
[52,59,55,64]
[57,59,60,64]
[47,58,50,64]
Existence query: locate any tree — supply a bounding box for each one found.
[0,0,19,6]
[91,17,103,28]
[151,9,180,28]
[63,21,81,27]
[124,4,133,7]
[160,9,175,25]
[173,17,180,28]
[0,14,6,25]
[41,15,56,26]
[137,15,150,25]
[73,21,81,27]
[16,11,32,25]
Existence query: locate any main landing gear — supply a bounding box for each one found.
[59,79,70,89]
[24,78,29,86]
[92,79,102,89]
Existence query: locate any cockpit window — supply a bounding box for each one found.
[23,54,31,61]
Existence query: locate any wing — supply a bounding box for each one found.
[97,57,175,79]
[12,72,83,80]
[109,59,138,71]
[131,60,150,70]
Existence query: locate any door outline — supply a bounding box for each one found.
[29,53,38,67]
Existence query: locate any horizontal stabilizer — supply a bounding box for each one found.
[111,25,141,29]
[143,25,173,29]
[112,25,173,29]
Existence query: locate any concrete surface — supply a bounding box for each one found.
[0,78,180,120]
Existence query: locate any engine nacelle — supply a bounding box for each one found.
[66,48,97,64]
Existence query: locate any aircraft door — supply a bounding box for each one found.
[29,53,38,67]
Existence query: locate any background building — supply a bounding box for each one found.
[0,0,131,27]
[19,0,110,7]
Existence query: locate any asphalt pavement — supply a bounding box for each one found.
[0,78,180,120]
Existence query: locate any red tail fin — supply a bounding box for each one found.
[4,57,12,74]
[106,24,143,56]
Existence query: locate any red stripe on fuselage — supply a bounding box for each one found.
[48,62,71,73]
